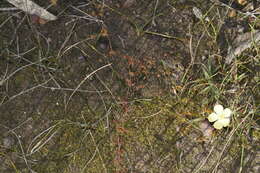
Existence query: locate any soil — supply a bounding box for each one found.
[0,0,259,173]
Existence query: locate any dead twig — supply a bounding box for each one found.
[226,30,260,64]
[6,0,57,21]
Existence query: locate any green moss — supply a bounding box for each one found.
[30,95,204,172]
[31,122,110,173]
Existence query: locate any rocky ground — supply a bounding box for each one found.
[0,0,259,172]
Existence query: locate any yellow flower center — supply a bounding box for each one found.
[219,113,225,119]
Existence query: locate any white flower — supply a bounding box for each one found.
[208,104,232,130]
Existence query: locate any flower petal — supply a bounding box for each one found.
[208,113,218,122]
[214,104,224,115]
[213,120,224,130]
[223,108,232,118]
[218,118,230,127]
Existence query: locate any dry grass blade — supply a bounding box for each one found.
[0,79,52,106]
[212,112,252,172]
[0,0,259,172]
[0,7,18,11]
[27,123,60,155]
[65,63,112,109]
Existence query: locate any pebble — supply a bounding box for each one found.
[2,136,15,148]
